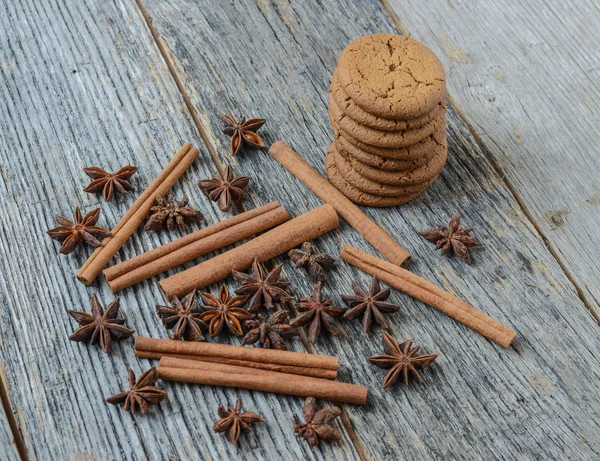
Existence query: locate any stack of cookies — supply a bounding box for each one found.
[325,34,448,207]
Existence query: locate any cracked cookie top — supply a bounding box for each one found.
[337,34,446,120]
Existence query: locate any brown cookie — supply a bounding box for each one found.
[330,143,442,197]
[329,92,444,148]
[335,132,437,171]
[337,34,446,120]
[332,115,447,159]
[338,131,448,186]
[329,68,443,132]
[326,146,432,207]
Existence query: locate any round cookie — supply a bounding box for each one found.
[332,115,447,159]
[326,148,432,207]
[329,68,443,132]
[328,93,443,148]
[331,143,444,196]
[337,34,446,120]
[339,132,448,186]
[335,131,438,171]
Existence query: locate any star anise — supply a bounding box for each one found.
[83,165,137,202]
[289,283,346,342]
[232,258,292,312]
[294,397,342,446]
[421,212,481,264]
[221,114,265,156]
[47,207,110,254]
[68,294,134,353]
[198,165,250,212]
[242,310,299,350]
[199,285,253,336]
[341,277,401,332]
[288,242,335,283]
[144,194,203,232]
[213,399,265,446]
[156,290,207,341]
[369,331,438,388]
[106,368,166,414]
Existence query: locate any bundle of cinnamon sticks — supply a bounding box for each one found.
[103,202,290,292]
[135,337,367,405]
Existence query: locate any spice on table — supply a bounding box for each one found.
[83,165,138,202]
[106,368,166,414]
[198,165,250,212]
[199,285,252,336]
[242,310,299,350]
[233,258,292,311]
[288,242,335,283]
[144,194,203,232]
[369,331,437,388]
[67,294,134,353]
[156,290,207,341]
[221,114,266,156]
[289,282,346,342]
[420,212,481,264]
[294,397,342,446]
[47,207,110,255]
[213,398,265,446]
[341,277,401,332]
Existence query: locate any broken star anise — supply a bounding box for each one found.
[289,282,346,342]
[68,294,134,353]
[47,207,110,254]
[199,285,253,336]
[232,258,292,312]
[144,194,203,232]
[83,165,137,202]
[242,310,299,350]
[221,114,265,156]
[369,331,438,388]
[106,368,166,414]
[341,277,401,332]
[294,397,342,446]
[420,212,481,264]
[198,165,249,212]
[156,290,207,341]
[288,242,335,283]
[213,398,265,446]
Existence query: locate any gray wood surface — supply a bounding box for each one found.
[0,367,20,461]
[0,0,599,459]
[140,0,600,459]
[385,0,600,321]
[0,0,358,459]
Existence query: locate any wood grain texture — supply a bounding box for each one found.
[140,0,600,459]
[0,366,20,461]
[0,0,359,459]
[386,0,600,320]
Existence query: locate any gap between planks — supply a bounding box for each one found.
[0,364,27,460]
[380,0,600,325]
[134,0,372,459]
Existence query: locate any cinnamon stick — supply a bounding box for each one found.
[77,143,199,284]
[135,337,339,370]
[341,246,515,348]
[104,203,289,292]
[159,204,339,300]
[135,349,337,380]
[342,245,516,339]
[158,365,367,405]
[269,141,410,266]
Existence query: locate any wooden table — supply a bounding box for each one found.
[1,0,599,459]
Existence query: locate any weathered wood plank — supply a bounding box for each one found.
[0,366,20,461]
[386,0,600,320]
[141,0,600,458]
[0,0,360,459]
